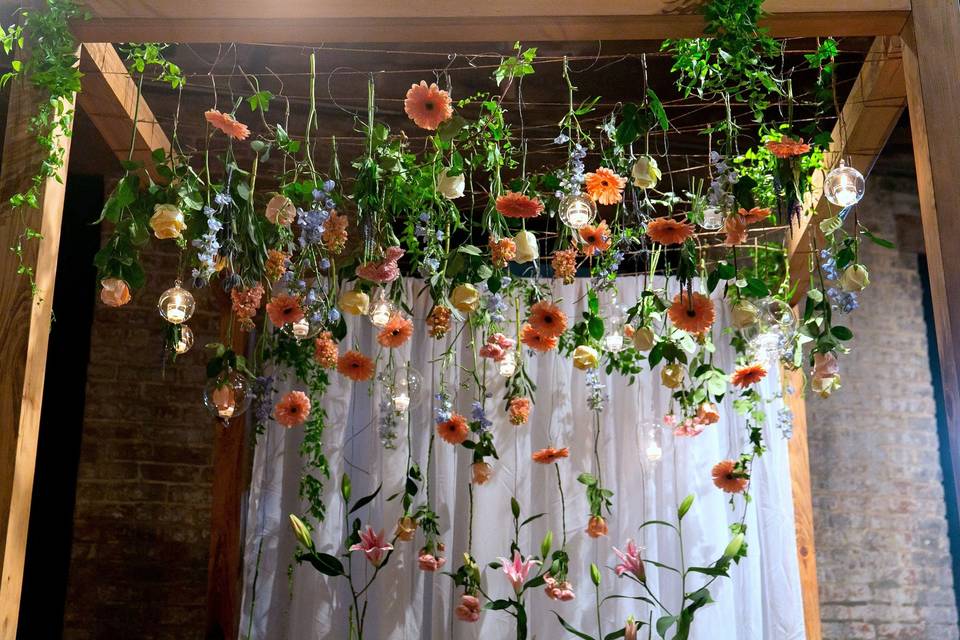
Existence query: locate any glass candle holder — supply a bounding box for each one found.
[558,192,596,230]
[824,160,865,208]
[158,281,195,324]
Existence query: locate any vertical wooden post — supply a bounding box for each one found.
[0,74,75,636]
[901,1,960,542]
[783,367,822,640]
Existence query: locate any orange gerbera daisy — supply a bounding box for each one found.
[579,220,612,257]
[712,459,749,493]
[204,109,250,141]
[723,214,748,247]
[266,294,305,327]
[731,364,767,388]
[437,413,469,445]
[521,323,559,352]
[646,217,695,245]
[668,291,716,335]
[377,313,414,348]
[337,350,375,382]
[528,300,567,339]
[496,192,544,219]
[584,167,627,205]
[274,390,311,428]
[738,207,771,225]
[532,447,569,464]
[404,81,453,130]
[765,137,811,159]
[314,331,339,369]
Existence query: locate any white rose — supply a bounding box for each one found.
[839,264,870,292]
[631,156,661,190]
[513,230,539,263]
[437,169,465,200]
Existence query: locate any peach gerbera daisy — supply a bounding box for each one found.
[712,459,749,493]
[205,109,250,141]
[404,81,453,130]
[584,167,627,205]
[646,217,695,245]
[528,300,567,339]
[765,137,811,159]
[437,413,469,445]
[532,447,569,464]
[667,291,716,335]
[337,350,375,382]
[521,323,559,352]
[274,390,311,428]
[731,364,767,388]
[496,192,544,219]
[266,294,305,327]
[723,214,748,246]
[579,220,612,257]
[738,207,771,225]
[377,313,414,348]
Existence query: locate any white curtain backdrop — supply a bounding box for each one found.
[239,276,805,640]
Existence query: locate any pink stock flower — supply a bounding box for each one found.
[613,539,646,581]
[348,526,394,567]
[673,417,706,437]
[417,551,446,572]
[455,594,481,622]
[356,246,405,283]
[479,333,516,361]
[544,574,576,601]
[496,550,540,593]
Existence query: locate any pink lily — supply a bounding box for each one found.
[497,550,541,593]
[613,539,645,581]
[349,526,394,567]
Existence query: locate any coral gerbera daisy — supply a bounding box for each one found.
[532,447,569,464]
[274,390,311,428]
[205,109,250,141]
[579,220,612,257]
[712,459,749,493]
[584,167,627,205]
[528,300,567,339]
[266,294,305,327]
[738,207,771,225]
[496,192,544,219]
[521,323,558,352]
[404,81,453,130]
[667,291,716,335]
[731,364,767,388]
[765,137,811,159]
[436,413,469,445]
[646,217,695,245]
[377,313,414,348]
[337,350,375,382]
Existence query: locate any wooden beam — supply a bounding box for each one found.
[77,43,171,181]
[783,367,822,640]
[902,0,960,562]
[0,66,75,637]
[787,35,907,304]
[70,0,910,42]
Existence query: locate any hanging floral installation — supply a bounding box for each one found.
[1,0,890,637]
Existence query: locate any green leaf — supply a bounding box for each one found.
[862,228,895,249]
[511,497,521,520]
[552,613,596,640]
[830,326,853,341]
[349,482,382,515]
[485,599,514,611]
[246,89,273,112]
[656,615,677,638]
[588,316,605,340]
[647,88,669,131]
[308,552,344,576]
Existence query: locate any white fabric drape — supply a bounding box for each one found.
[239,276,805,640]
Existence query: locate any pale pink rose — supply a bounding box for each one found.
[812,352,839,380]
[417,552,446,572]
[356,246,405,283]
[100,278,131,307]
[454,594,481,622]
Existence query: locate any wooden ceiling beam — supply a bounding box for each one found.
[70,0,910,42]
[787,35,907,304]
[77,43,171,181]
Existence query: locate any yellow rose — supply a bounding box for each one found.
[632,326,655,351]
[572,344,600,370]
[100,278,131,307]
[437,169,465,199]
[339,289,370,316]
[839,264,870,292]
[631,155,662,190]
[394,516,417,542]
[149,204,186,240]
[811,373,841,398]
[661,363,685,389]
[513,230,539,263]
[451,283,480,314]
[730,301,759,329]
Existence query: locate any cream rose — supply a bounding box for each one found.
[572,344,600,370]
[513,230,539,263]
[631,155,662,190]
[839,264,870,292]
[339,290,370,316]
[437,169,466,199]
[265,194,296,226]
[631,326,656,351]
[451,283,480,314]
[661,363,685,389]
[149,204,186,240]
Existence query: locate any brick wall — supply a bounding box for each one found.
[63,238,221,640]
[807,154,960,640]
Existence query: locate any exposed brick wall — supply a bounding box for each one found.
[807,155,960,640]
[63,236,221,640]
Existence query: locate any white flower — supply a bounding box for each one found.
[839,264,870,292]
[631,156,662,190]
[437,169,465,199]
[513,230,539,263]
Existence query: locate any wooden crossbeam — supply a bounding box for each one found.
[71,0,910,42]
[78,43,171,181]
[787,35,907,304]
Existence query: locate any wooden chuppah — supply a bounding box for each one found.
[1,2,955,638]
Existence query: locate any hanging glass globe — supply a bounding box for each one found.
[368,290,397,328]
[380,365,423,413]
[824,160,865,207]
[498,352,517,377]
[158,280,196,324]
[558,192,596,230]
[289,316,322,341]
[760,297,798,339]
[639,421,663,463]
[602,304,627,353]
[740,297,797,364]
[174,325,194,354]
[700,206,724,230]
[203,370,253,421]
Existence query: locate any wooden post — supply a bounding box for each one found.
[0,71,75,637]
[901,1,960,546]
